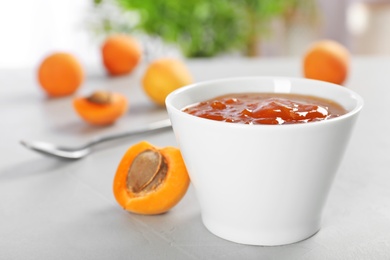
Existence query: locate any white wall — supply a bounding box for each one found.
[0,0,99,68]
[0,0,389,68]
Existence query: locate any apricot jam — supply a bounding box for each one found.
[182,93,347,125]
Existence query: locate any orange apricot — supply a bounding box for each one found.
[73,90,128,126]
[113,141,190,215]
[101,34,142,76]
[38,52,84,97]
[303,40,350,85]
[142,58,193,106]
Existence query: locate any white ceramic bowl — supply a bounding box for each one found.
[165,77,363,246]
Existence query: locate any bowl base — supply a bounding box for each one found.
[202,217,321,246]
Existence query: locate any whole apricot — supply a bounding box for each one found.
[101,34,142,76]
[303,40,350,85]
[38,52,84,97]
[73,90,128,126]
[142,58,193,106]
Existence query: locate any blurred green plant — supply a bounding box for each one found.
[92,0,317,57]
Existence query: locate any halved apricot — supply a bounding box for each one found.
[73,90,128,125]
[113,141,190,215]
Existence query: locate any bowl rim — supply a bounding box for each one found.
[165,76,364,128]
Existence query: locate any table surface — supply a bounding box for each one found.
[1,57,389,259]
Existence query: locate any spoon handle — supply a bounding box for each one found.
[87,119,172,148]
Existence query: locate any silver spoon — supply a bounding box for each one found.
[20,119,172,160]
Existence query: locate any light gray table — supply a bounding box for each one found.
[1,57,389,259]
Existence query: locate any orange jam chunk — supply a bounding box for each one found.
[182,93,347,125]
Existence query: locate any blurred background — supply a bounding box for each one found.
[1,0,389,69]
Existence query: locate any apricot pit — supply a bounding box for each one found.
[87,91,113,104]
[126,149,167,194]
[113,141,190,215]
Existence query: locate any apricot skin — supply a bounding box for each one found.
[303,40,349,85]
[113,141,190,215]
[102,34,142,76]
[142,58,193,106]
[73,92,128,126]
[38,52,84,97]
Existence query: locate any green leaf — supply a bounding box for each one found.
[98,0,317,57]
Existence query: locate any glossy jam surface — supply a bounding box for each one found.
[182,93,347,125]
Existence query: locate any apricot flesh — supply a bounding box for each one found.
[73,90,128,126]
[113,141,190,215]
